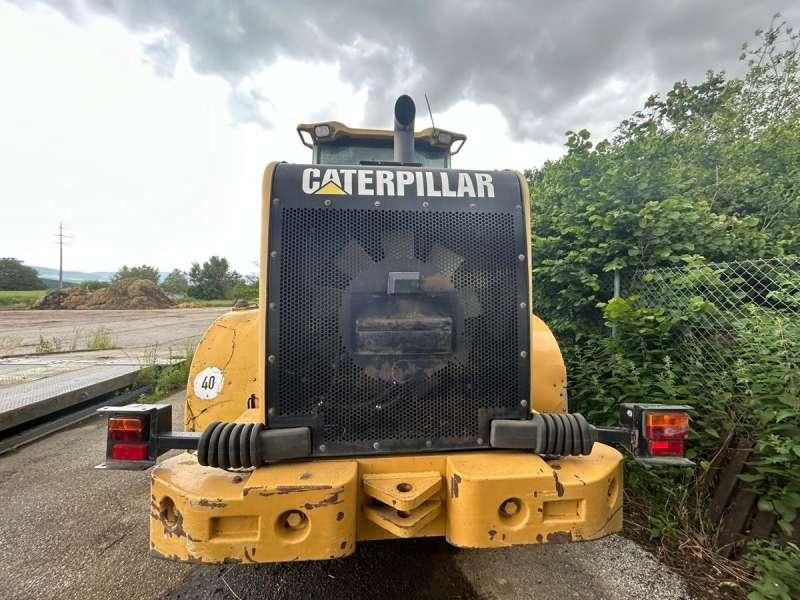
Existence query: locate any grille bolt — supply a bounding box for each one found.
[500,500,520,517]
[422,201,430,208]
[469,203,476,209]
[268,354,276,364]
[515,204,521,211]
[520,399,528,407]
[477,437,484,445]
[373,442,381,450]
[319,444,327,452]
[273,197,280,205]
[268,407,275,416]
[426,440,432,448]
[519,301,527,309]
[520,350,528,358]
[323,199,332,206]
[375,404,382,411]
[268,302,276,310]
[518,254,525,262]
[374,200,381,207]
[270,250,278,258]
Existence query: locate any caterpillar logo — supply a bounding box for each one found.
[301,168,495,198]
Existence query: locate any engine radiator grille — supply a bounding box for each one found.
[267,165,530,456]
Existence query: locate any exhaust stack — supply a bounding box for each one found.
[393,95,416,163]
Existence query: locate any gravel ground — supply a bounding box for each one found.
[0,307,228,357]
[0,392,689,600]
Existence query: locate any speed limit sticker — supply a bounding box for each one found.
[193,366,224,400]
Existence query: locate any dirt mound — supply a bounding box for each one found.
[33,287,91,309]
[34,278,174,310]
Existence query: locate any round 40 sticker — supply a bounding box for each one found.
[193,366,224,400]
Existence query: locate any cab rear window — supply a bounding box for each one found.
[317,139,447,167]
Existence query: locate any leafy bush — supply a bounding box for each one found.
[530,16,800,596]
[745,541,800,600]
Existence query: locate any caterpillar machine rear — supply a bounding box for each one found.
[98,95,693,563]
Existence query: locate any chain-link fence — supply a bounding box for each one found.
[629,257,800,381]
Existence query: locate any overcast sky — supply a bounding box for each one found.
[2,1,797,275]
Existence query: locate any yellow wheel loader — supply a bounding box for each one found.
[98,95,692,564]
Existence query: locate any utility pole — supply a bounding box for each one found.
[54,223,72,289]
[58,222,63,289]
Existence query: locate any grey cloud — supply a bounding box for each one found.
[21,0,800,143]
[142,33,179,78]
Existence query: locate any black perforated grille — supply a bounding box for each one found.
[268,206,528,455]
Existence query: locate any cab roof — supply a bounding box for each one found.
[297,121,466,155]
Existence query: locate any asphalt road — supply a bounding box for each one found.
[0,393,689,600]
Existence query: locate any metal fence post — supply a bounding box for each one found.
[611,270,620,338]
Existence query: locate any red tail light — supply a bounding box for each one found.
[111,442,149,460]
[648,440,685,456]
[108,416,149,461]
[645,412,689,440]
[109,417,145,442]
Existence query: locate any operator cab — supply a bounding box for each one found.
[297,121,466,167]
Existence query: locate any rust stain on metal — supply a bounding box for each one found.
[150,500,188,539]
[573,473,586,486]
[299,472,313,480]
[336,511,345,521]
[257,484,333,497]
[553,472,565,497]
[340,540,347,549]
[546,531,572,544]
[536,534,543,543]
[244,547,256,563]
[196,498,227,508]
[488,529,497,541]
[451,473,462,498]
[303,489,344,510]
[549,462,562,470]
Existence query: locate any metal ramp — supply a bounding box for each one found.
[0,364,142,433]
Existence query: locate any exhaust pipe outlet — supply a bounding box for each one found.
[393,95,416,163]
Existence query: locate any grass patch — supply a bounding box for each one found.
[86,326,116,350]
[35,335,64,353]
[138,349,194,404]
[0,290,47,309]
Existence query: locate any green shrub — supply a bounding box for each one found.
[86,327,116,350]
[745,541,800,600]
[139,349,194,404]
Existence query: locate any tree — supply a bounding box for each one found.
[188,256,242,300]
[0,258,44,290]
[113,264,160,283]
[232,274,259,300]
[161,269,189,296]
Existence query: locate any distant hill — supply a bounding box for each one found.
[33,267,169,284]
[33,266,115,283]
